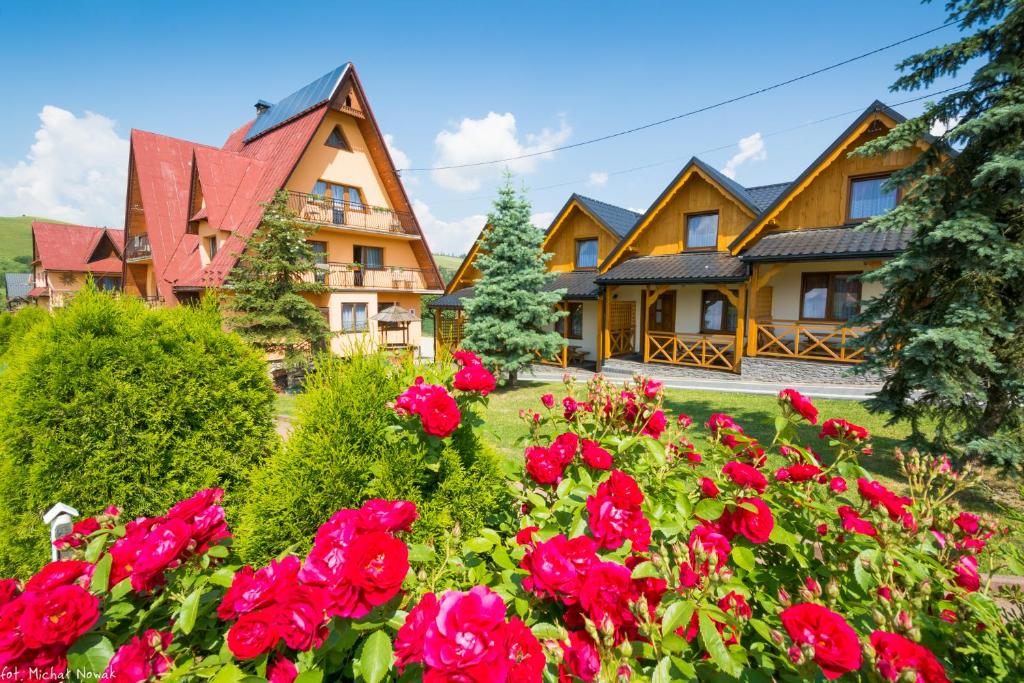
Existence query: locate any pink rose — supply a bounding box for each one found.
[580,439,612,469]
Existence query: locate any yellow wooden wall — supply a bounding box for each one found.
[770,123,919,230]
[609,172,754,268]
[545,205,618,272]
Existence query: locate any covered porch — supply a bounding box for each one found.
[740,227,908,363]
[596,252,749,373]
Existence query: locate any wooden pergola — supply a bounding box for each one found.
[372,304,420,350]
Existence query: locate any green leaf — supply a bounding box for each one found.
[630,561,660,579]
[360,630,393,683]
[530,622,566,640]
[207,544,229,558]
[731,546,756,572]
[652,656,672,683]
[694,498,724,521]
[67,633,114,676]
[210,663,247,683]
[661,599,696,638]
[84,534,107,564]
[463,537,493,554]
[179,587,202,635]
[90,553,112,593]
[295,672,324,683]
[699,611,743,678]
[407,543,435,563]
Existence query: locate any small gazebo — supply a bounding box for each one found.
[372,304,420,350]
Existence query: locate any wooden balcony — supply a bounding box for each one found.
[125,233,152,261]
[302,262,442,292]
[645,332,738,371]
[752,319,867,363]
[287,191,418,237]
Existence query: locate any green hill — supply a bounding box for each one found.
[0,216,47,300]
[432,253,465,285]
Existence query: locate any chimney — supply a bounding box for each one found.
[254,100,272,116]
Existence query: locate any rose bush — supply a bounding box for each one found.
[2,352,1022,681]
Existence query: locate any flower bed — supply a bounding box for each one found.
[1,352,1022,681]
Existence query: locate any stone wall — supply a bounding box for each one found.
[600,356,883,387]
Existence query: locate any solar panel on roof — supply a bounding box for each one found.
[243,63,350,142]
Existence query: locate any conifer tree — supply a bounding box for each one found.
[463,174,565,384]
[852,0,1023,464]
[227,191,329,362]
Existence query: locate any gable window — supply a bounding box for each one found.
[562,303,584,339]
[848,175,897,221]
[575,239,599,270]
[340,303,369,332]
[700,290,738,333]
[325,125,350,151]
[207,236,218,259]
[685,212,718,250]
[801,272,862,321]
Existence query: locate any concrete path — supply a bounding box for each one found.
[523,365,878,401]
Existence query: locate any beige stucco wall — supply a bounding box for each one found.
[765,259,885,321]
[323,291,423,356]
[309,230,420,270]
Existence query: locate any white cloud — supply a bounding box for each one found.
[383,133,411,169]
[531,211,555,231]
[413,199,486,255]
[431,112,571,192]
[929,116,961,137]
[721,132,767,180]
[588,171,609,187]
[0,106,128,226]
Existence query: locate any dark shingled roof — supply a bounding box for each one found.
[596,251,748,285]
[570,194,642,237]
[3,272,32,302]
[428,272,600,310]
[741,227,913,262]
[744,182,791,212]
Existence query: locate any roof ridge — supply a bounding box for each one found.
[744,181,791,191]
[132,128,217,150]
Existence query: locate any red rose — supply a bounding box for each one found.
[521,534,597,604]
[20,585,99,648]
[559,631,600,682]
[540,393,555,408]
[677,413,693,428]
[273,585,328,651]
[954,511,980,535]
[642,379,663,398]
[422,586,509,680]
[642,410,667,438]
[788,463,823,482]
[514,526,538,546]
[218,556,300,620]
[356,499,418,533]
[453,363,497,396]
[954,554,980,592]
[780,603,862,680]
[586,473,651,551]
[227,608,279,660]
[505,616,544,682]
[131,518,193,591]
[267,655,299,683]
[578,562,639,640]
[451,350,482,366]
[24,560,93,592]
[562,396,578,420]
[838,505,877,537]
[337,531,409,617]
[700,477,720,498]
[721,497,774,544]
[525,446,564,485]
[395,592,438,670]
[857,478,913,521]
[819,418,869,442]
[678,524,731,588]
[104,630,173,683]
[722,461,768,493]
[418,386,461,437]
[779,388,819,424]
[870,631,949,682]
[829,477,848,493]
[550,432,580,465]
[707,413,740,434]
[580,439,612,469]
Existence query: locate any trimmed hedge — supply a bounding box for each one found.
[0,305,48,358]
[236,352,512,564]
[0,289,278,575]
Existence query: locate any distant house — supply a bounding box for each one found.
[433,101,942,384]
[3,272,32,310]
[121,62,442,355]
[29,222,124,311]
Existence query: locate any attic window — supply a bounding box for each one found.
[344,94,353,108]
[326,125,350,150]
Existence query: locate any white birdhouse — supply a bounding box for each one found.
[43,502,79,562]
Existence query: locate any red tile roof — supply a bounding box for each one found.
[31,221,124,274]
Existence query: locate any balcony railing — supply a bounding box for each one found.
[646,332,738,371]
[302,262,443,291]
[287,191,418,236]
[125,233,152,260]
[752,320,867,363]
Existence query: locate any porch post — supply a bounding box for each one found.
[734,285,747,373]
[643,290,652,363]
[596,288,605,371]
[746,264,760,357]
[433,309,442,359]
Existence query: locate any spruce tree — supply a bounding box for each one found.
[852,0,1024,465]
[463,174,565,384]
[227,190,329,362]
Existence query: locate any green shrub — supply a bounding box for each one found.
[237,351,511,564]
[0,304,48,358]
[0,288,278,575]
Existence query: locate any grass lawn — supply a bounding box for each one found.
[275,392,299,420]
[479,381,1021,515]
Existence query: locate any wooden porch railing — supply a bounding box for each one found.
[646,332,737,371]
[287,191,418,236]
[301,263,443,291]
[609,328,633,357]
[536,346,568,368]
[753,320,867,363]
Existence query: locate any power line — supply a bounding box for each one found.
[401,21,957,172]
[425,82,967,206]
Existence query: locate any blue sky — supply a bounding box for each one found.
[0,1,965,253]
